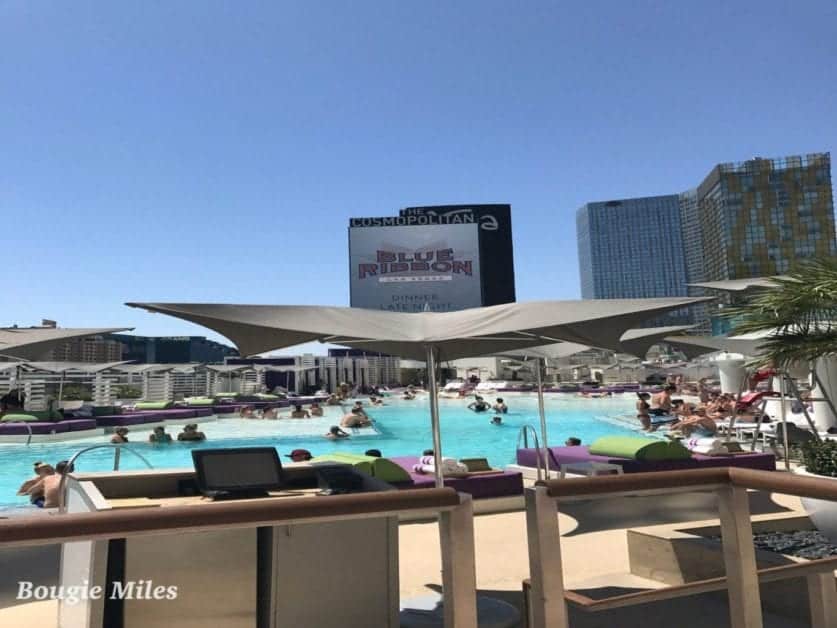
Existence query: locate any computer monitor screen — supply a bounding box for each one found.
[192,448,283,494]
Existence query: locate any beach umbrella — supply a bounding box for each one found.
[127,297,710,487]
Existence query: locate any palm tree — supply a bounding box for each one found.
[723,257,837,368]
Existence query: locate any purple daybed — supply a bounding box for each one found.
[0,422,71,435]
[389,456,523,499]
[517,445,776,474]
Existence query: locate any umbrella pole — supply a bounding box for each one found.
[779,374,790,472]
[58,372,65,408]
[426,345,444,489]
[536,358,550,477]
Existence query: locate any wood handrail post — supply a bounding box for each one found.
[807,572,837,628]
[439,493,477,628]
[718,485,763,628]
[525,486,568,628]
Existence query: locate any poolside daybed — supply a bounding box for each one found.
[390,456,524,500]
[516,445,776,474]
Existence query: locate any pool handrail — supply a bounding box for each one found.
[516,424,545,481]
[57,443,154,513]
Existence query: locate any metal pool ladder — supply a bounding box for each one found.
[57,443,154,513]
[516,424,546,481]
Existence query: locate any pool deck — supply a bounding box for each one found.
[0,484,812,627]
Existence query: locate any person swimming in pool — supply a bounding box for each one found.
[492,398,508,414]
[17,462,54,501]
[324,425,350,440]
[110,427,129,444]
[490,416,503,426]
[468,396,490,412]
[149,426,173,444]
[309,402,324,417]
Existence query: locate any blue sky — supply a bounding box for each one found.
[2,1,835,351]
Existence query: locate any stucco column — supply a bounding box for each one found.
[811,356,837,431]
[715,352,747,394]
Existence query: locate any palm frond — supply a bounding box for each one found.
[721,257,837,368]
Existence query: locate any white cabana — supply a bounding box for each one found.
[128,297,709,487]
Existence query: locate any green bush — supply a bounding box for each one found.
[801,440,837,478]
[115,385,142,399]
[61,385,93,402]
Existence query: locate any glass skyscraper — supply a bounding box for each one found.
[576,152,836,334]
[576,194,692,326]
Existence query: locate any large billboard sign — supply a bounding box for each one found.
[349,223,482,312]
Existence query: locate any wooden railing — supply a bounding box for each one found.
[0,488,478,628]
[525,467,837,628]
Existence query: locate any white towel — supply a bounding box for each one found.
[413,457,468,475]
[683,437,725,455]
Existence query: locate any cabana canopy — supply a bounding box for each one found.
[0,327,131,360]
[662,334,768,358]
[688,277,784,292]
[617,325,695,358]
[126,298,709,360]
[22,361,132,374]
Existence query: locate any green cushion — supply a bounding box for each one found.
[134,401,173,410]
[28,410,63,421]
[311,453,412,483]
[588,435,692,461]
[184,398,215,406]
[460,458,492,472]
[214,393,238,398]
[0,413,40,423]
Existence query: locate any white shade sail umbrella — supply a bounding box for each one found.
[127,297,709,487]
[0,327,132,361]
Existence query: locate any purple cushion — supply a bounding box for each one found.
[213,405,238,414]
[517,446,776,473]
[95,415,154,427]
[60,419,98,432]
[0,422,70,435]
[389,456,523,499]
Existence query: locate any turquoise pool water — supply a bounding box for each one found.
[0,394,639,510]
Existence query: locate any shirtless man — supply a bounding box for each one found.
[35,461,74,509]
[17,462,54,499]
[340,408,371,428]
[290,404,311,419]
[110,427,129,444]
[309,402,324,417]
[649,385,675,416]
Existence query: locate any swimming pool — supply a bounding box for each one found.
[0,394,640,510]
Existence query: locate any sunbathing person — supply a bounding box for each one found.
[340,408,371,427]
[309,402,324,417]
[670,408,718,437]
[492,398,508,414]
[177,424,206,441]
[324,425,350,440]
[110,427,129,443]
[149,426,173,444]
[290,404,311,419]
